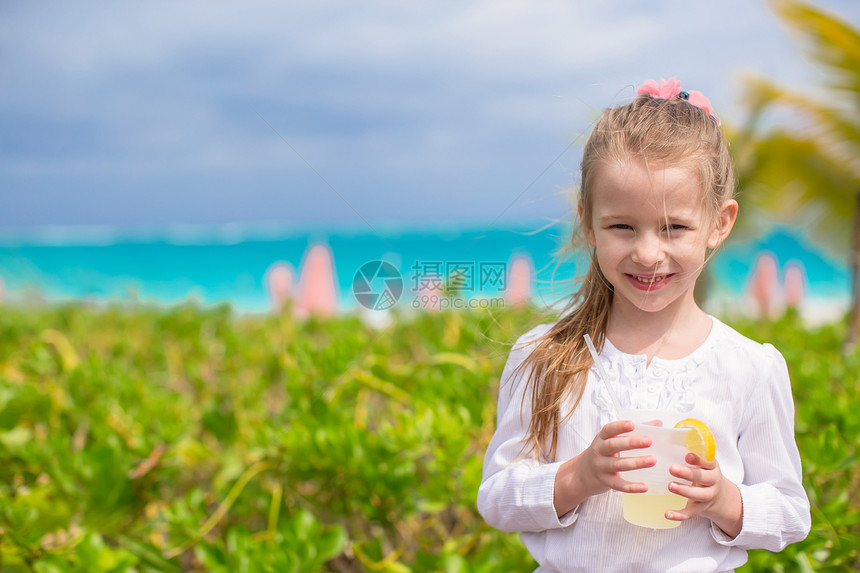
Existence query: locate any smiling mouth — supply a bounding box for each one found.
[627,273,673,287]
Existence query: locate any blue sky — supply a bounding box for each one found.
[2,0,858,234]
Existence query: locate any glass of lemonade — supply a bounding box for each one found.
[619,409,691,529]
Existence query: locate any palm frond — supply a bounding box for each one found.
[737,129,856,257]
[774,0,860,94]
[745,75,860,178]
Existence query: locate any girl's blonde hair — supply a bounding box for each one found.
[517,93,735,462]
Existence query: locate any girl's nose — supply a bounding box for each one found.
[631,233,665,267]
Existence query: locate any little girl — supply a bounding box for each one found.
[477,79,811,572]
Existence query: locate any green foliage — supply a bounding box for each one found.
[730,312,860,571]
[0,303,857,571]
[0,304,537,572]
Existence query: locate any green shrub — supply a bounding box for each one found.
[0,304,856,571]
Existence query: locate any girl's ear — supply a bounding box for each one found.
[579,202,596,247]
[707,199,739,249]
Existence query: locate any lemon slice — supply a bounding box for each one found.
[674,418,716,461]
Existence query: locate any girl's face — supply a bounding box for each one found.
[582,158,737,318]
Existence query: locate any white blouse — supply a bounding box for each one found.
[477,316,810,573]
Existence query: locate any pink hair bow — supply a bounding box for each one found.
[636,77,720,125]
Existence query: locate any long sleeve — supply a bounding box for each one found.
[476,326,579,533]
[711,344,811,550]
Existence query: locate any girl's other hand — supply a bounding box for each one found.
[666,453,743,538]
[553,420,655,518]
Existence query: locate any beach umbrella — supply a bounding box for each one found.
[506,254,533,308]
[296,243,338,317]
[265,262,294,313]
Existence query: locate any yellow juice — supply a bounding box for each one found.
[622,493,687,529]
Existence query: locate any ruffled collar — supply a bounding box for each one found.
[589,316,725,421]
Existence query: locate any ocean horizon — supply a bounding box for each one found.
[0,220,850,322]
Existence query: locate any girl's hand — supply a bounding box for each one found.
[553,420,655,517]
[666,452,743,538]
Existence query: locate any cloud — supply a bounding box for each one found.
[1,0,858,229]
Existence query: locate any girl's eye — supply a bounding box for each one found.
[664,224,688,232]
[611,224,632,230]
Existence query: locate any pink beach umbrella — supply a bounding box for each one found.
[413,275,444,313]
[749,252,779,318]
[265,262,294,313]
[784,262,806,310]
[506,254,533,308]
[296,243,338,318]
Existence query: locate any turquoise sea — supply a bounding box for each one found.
[0,222,849,315]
